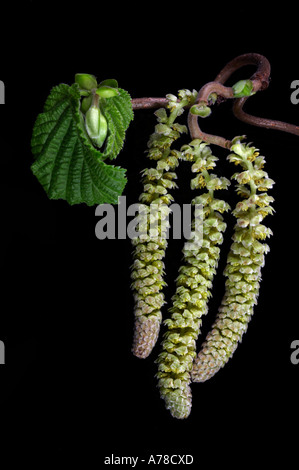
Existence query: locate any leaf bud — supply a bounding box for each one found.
[75,73,97,90]
[98,79,119,88]
[80,95,92,114]
[190,103,211,118]
[96,86,119,98]
[232,79,254,98]
[85,104,108,148]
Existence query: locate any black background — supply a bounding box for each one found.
[0,1,298,466]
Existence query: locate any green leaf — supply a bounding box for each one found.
[31,83,127,206]
[101,87,134,160]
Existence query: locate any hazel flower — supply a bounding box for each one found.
[156,140,230,419]
[131,91,195,359]
[192,139,274,383]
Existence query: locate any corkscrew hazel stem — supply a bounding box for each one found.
[216,53,299,136]
[131,53,299,146]
[233,96,299,136]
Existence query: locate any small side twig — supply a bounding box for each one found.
[187,81,234,148]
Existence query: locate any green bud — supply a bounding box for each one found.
[75,73,97,90]
[96,86,119,98]
[85,105,108,148]
[208,92,217,105]
[232,79,254,98]
[79,90,91,97]
[190,103,211,118]
[98,79,119,89]
[80,95,92,114]
[85,105,100,137]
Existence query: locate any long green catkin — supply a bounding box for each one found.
[156,140,230,418]
[191,138,275,382]
[130,90,197,359]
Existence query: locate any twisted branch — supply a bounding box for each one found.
[233,97,299,136]
[216,53,299,137]
[187,82,234,148]
[131,53,299,147]
[188,53,272,147]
